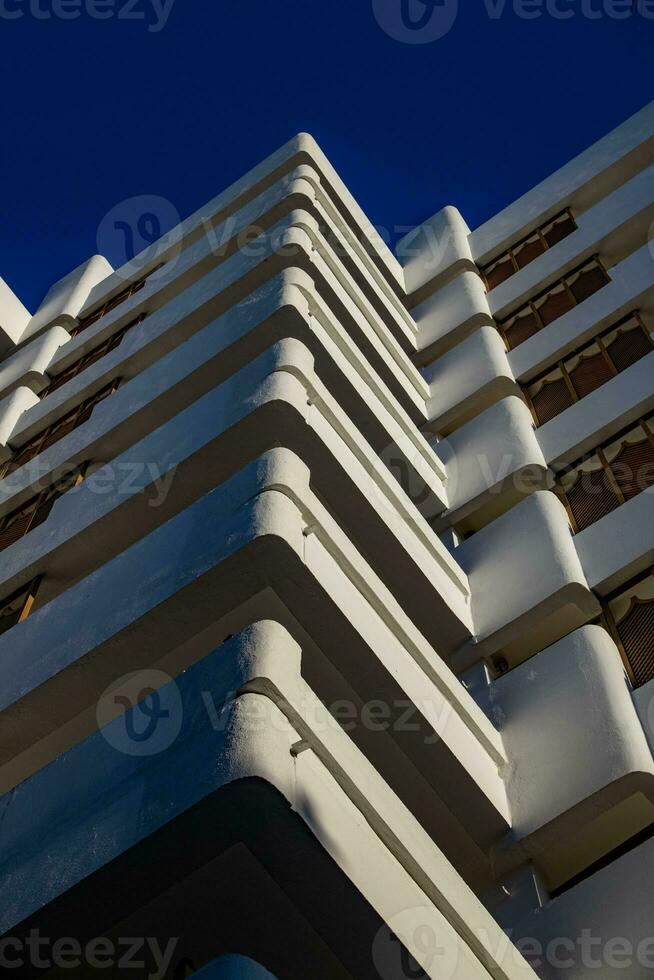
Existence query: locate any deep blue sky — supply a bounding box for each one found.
[1,0,651,311]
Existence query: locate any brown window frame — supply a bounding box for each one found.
[523,312,654,427]
[479,209,577,292]
[602,566,654,688]
[0,467,86,555]
[0,576,42,638]
[71,278,147,338]
[497,255,610,352]
[41,314,146,400]
[0,380,121,482]
[556,415,654,533]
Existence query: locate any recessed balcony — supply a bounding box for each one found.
[556,416,654,532]
[524,312,654,426]
[479,210,577,292]
[497,257,610,352]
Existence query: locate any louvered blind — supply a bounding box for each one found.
[538,289,576,326]
[0,581,39,637]
[610,438,654,501]
[0,381,119,481]
[570,264,609,303]
[569,352,614,399]
[504,310,540,350]
[564,468,620,531]
[0,471,83,554]
[606,327,654,373]
[531,378,574,425]
[617,601,654,688]
[479,209,576,291]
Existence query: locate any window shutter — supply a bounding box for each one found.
[531,377,574,424]
[513,236,546,269]
[616,600,654,688]
[484,255,515,291]
[569,264,609,304]
[0,508,36,552]
[537,288,575,326]
[503,309,540,350]
[564,468,620,531]
[543,213,576,248]
[606,327,654,373]
[568,351,614,399]
[610,437,654,501]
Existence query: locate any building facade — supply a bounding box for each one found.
[0,102,652,979]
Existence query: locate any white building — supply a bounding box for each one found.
[0,102,652,979]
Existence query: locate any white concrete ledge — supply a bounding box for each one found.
[23,255,113,343]
[490,626,654,887]
[489,164,654,319]
[398,206,476,302]
[0,621,534,980]
[0,325,70,400]
[508,243,654,382]
[456,492,599,666]
[413,270,493,362]
[0,386,39,459]
[424,326,518,435]
[538,350,654,468]
[434,396,547,533]
[576,486,654,597]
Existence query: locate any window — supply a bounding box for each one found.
[557,416,654,532]
[0,469,85,554]
[604,569,654,688]
[0,578,40,638]
[71,278,147,337]
[41,314,145,399]
[498,257,610,351]
[480,210,577,291]
[0,381,120,481]
[524,313,654,426]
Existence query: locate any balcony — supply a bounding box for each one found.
[480,210,576,291]
[557,416,654,532]
[40,314,145,399]
[0,381,119,481]
[498,257,610,351]
[70,276,149,337]
[0,469,84,554]
[604,569,654,688]
[524,312,654,425]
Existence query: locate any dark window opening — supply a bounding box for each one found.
[523,313,653,426]
[498,257,610,352]
[557,416,654,533]
[479,210,577,291]
[0,381,120,481]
